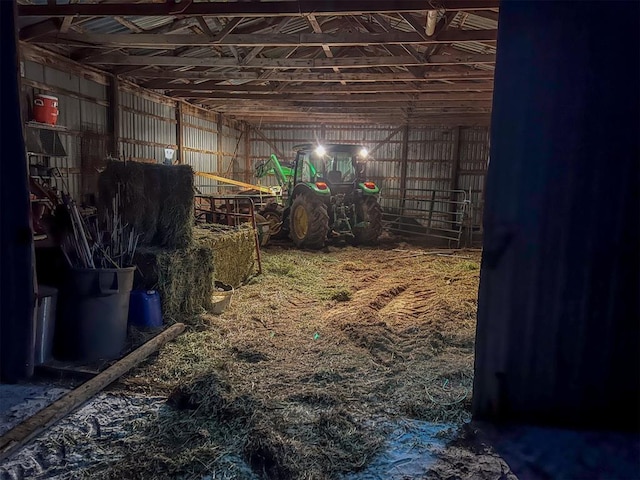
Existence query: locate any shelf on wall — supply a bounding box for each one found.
[25,121,68,132]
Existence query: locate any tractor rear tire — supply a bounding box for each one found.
[354,196,383,245]
[289,194,329,249]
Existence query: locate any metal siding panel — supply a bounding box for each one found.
[24,60,44,83]
[43,66,80,93]
[248,124,490,226]
[79,77,108,102]
[119,89,176,163]
[79,99,108,133]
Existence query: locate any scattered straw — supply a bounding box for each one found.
[72,246,481,479]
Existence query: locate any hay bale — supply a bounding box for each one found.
[133,226,256,321]
[195,225,257,288]
[98,161,194,248]
[134,242,215,322]
[157,165,194,249]
[97,160,147,236]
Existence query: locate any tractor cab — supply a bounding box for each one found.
[293,143,368,194]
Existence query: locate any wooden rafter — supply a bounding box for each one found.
[139,72,494,85]
[19,1,501,18]
[167,83,494,95]
[39,30,498,48]
[84,53,495,69]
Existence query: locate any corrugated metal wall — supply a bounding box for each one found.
[20,50,110,202]
[182,104,219,193]
[20,46,248,204]
[180,104,245,194]
[20,46,488,230]
[250,124,490,229]
[459,128,489,227]
[119,82,177,163]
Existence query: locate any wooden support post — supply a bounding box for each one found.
[399,123,410,216]
[217,112,223,175]
[176,101,184,164]
[427,189,437,230]
[244,122,251,183]
[449,126,462,228]
[0,323,186,463]
[108,76,120,157]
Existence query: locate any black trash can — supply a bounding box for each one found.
[56,267,135,361]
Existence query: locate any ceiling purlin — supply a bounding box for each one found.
[346,16,416,82]
[18,3,497,121]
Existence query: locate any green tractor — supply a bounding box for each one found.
[255,143,382,249]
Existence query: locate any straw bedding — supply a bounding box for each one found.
[77,245,482,479]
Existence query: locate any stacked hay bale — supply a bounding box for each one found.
[98,161,257,322]
[195,225,256,288]
[98,161,193,248]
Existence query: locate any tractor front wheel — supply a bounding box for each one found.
[354,196,383,245]
[260,203,286,238]
[289,194,329,249]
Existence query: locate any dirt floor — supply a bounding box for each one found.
[3,243,639,480]
[2,243,490,479]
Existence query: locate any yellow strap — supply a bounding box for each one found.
[194,171,274,194]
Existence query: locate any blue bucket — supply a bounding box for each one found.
[128,290,162,328]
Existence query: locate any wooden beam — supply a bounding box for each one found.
[253,127,285,159]
[156,82,495,95]
[176,101,184,164]
[43,30,499,48]
[307,14,346,85]
[161,92,492,102]
[244,123,251,183]
[86,53,495,69]
[60,0,79,33]
[19,1,501,17]
[353,14,424,79]
[211,101,493,110]
[131,69,494,82]
[19,19,61,41]
[209,107,492,115]
[0,324,186,463]
[369,126,404,155]
[400,12,429,37]
[217,112,223,170]
[113,16,143,33]
[242,112,491,124]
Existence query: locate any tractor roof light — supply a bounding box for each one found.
[315,145,326,156]
[359,148,369,158]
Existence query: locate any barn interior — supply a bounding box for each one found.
[0,1,638,479]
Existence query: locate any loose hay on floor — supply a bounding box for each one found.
[58,246,481,480]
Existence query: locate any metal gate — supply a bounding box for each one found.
[381,188,471,247]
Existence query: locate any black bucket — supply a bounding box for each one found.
[56,267,135,361]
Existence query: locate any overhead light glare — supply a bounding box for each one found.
[315,145,326,156]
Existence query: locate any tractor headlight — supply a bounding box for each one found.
[315,145,326,156]
[359,148,368,158]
